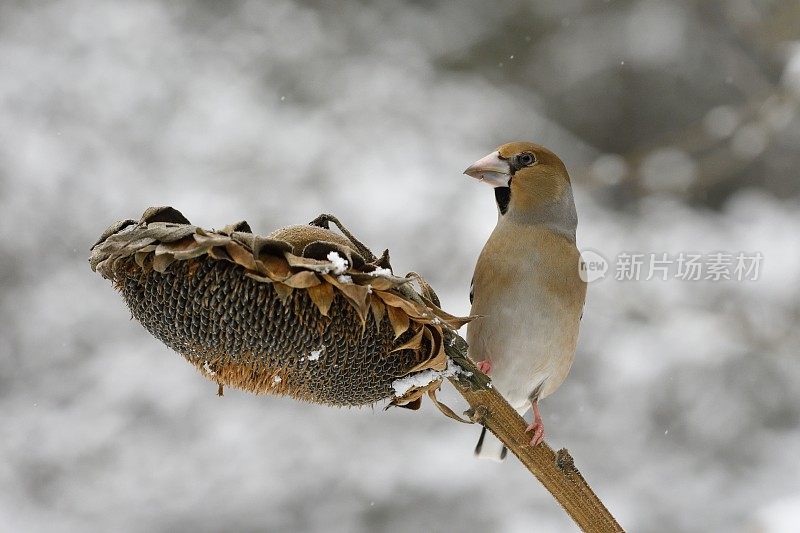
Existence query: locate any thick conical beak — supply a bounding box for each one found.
[463,151,511,187]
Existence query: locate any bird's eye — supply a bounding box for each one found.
[517,152,535,166]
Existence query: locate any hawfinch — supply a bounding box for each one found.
[464,142,587,461]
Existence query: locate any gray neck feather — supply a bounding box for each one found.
[503,185,578,241]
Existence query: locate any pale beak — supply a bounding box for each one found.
[463,151,511,187]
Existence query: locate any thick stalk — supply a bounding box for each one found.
[444,333,623,533]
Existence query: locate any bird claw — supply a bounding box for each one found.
[525,420,544,447]
[476,360,492,375]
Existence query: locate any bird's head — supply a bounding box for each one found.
[463,142,572,217]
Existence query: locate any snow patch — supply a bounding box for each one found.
[391,369,440,396]
[308,349,322,361]
[337,274,353,284]
[391,359,469,396]
[369,267,392,277]
[326,251,348,275]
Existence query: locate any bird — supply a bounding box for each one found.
[463,142,587,461]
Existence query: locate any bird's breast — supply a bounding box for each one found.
[466,223,586,405]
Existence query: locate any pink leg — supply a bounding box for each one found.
[476,360,492,375]
[525,399,545,447]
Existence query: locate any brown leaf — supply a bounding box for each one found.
[193,232,231,248]
[152,253,175,273]
[386,304,410,338]
[390,381,442,409]
[116,236,157,256]
[272,282,293,302]
[369,296,385,329]
[376,291,431,320]
[391,325,424,353]
[285,252,336,272]
[410,326,446,372]
[258,255,291,280]
[283,271,321,288]
[91,218,137,249]
[208,246,232,262]
[140,206,190,225]
[154,238,189,253]
[221,220,251,235]
[306,282,335,316]
[391,395,423,410]
[134,251,149,268]
[419,294,476,329]
[427,388,473,424]
[407,271,440,307]
[173,247,209,261]
[244,271,275,283]
[153,225,197,243]
[347,273,409,291]
[366,277,402,291]
[323,274,370,323]
[225,241,258,271]
[154,237,204,260]
[252,236,292,258]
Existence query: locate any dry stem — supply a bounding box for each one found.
[443,333,623,533]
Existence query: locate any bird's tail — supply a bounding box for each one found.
[474,426,507,461]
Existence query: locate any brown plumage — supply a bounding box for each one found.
[464,142,587,460]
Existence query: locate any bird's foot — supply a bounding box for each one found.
[476,360,492,375]
[526,400,544,446]
[525,420,544,447]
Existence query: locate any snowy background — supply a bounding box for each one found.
[2,1,799,531]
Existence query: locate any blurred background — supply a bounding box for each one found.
[1,1,799,531]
